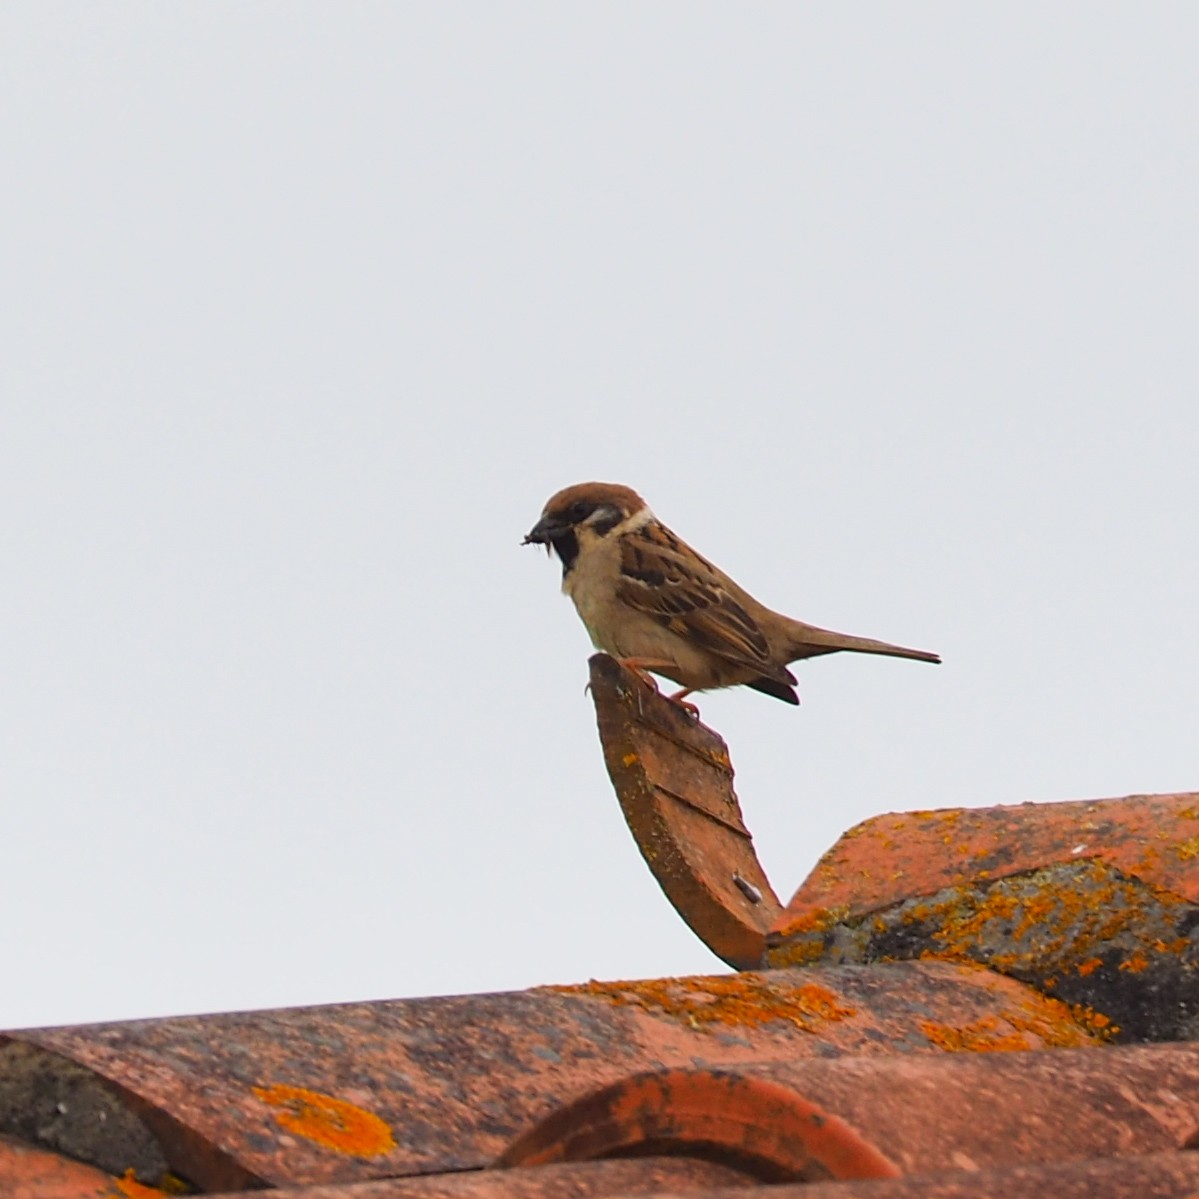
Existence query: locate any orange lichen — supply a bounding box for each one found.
[1119,949,1150,973]
[766,935,829,967]
[621,752,638,767]
[918,859,1189,981]
[918,1015,1031,1053]
[252,1083,396,1157]
[770,904,847,942]
[555,974,856,1033]
[792,982,859,1022]
[906,809,960,827]
[1003,992,1101,1048]
[1071,1004,1119,1039]
[112,1171,170,1199]
[771,856,1193,1016]
[1176,836,1199,861]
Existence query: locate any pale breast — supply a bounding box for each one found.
[562,535,733,689]
[562,536,623,651]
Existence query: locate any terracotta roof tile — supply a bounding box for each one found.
[633,1154,1199,1199]
[500,1045,1199,1179]
[765,792,1199,1040]
[588,653,778,970]
[0,959,1088,1191]
[3,654,1195,1198]
[203,1157,758,1199]
[0,1132,166,1198]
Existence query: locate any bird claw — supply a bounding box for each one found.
[623,667,661,692]
[613,658,700,718]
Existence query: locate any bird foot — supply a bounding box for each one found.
[614,659,700,718]
[666,688,701,719]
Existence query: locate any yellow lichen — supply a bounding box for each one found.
[771,904,848,942]
[252,1084,396,1157]
[1003,992,1101,1048]
[766,936,828,967]
[554,974,856,1033]
[919,1015,1032,1053]
[917,860,1187,981]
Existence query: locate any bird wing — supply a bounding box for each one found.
[616,523,792,681]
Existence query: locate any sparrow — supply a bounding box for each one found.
[523,481,940,708]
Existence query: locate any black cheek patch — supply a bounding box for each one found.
[552,531,580,576]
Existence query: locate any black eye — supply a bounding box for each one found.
[568,501,594,522]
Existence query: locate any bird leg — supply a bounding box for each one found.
[615,658,701,718]
[614,657,673,692]
[666,687,701,719]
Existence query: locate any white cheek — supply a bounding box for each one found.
[621,506,655,532]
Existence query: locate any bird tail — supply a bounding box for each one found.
[785,621,941,665]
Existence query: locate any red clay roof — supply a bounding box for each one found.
[765,790,1199,1041]
[0,960,1098,1191]
[3,655,1195,1198]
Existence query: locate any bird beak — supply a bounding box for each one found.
[522,515,568,547]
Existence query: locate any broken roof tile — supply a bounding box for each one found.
[588,653,781,969]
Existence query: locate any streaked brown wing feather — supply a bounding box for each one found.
[617,524,781,676]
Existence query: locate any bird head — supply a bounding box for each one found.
[523,482,647,574]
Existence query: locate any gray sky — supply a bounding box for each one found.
[2,4,1196,1030]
